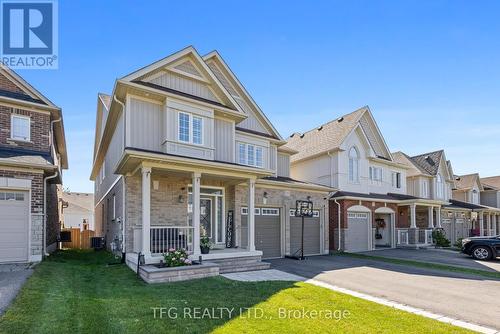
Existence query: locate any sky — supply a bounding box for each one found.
[15,0,500,193]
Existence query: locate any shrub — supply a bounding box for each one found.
[163,248,192,267]
[454,238,463,249]
[432,229,451,247]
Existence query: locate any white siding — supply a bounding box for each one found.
[214,118,234,162]
[291,154,334,188]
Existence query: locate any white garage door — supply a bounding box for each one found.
[345,212,370,252]
[0,190,30,263]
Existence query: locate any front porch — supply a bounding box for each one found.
[396,203,441,248]
[123,162,271,277]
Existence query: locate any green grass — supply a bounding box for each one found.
[338,252,500,280]
[0,250,472,334]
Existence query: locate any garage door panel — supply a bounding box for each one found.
[0,191,29,263]
[345,213,370,253]
[290,217,321,256]
[241,208,281,259]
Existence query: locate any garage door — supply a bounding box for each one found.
[0,190,29,263]
[345,212,370,252]
[241,207,281,259]
[290,210,321,256]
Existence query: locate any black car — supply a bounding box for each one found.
[461,236,500,260]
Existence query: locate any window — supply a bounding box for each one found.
[289,209,320,217]
[11,115,30,141]
[348,147,359,183]
[471,190,479,204]
[369,166,383,183]
[112,194,116,219]
[178,112,203,145]
[436,174,444,198]
[391,172,401,189]
[100,161,105,184]
[241,207,260,215]
[0,192,24,201]
[422,180,429,198]
[238,143,264,168]
[262,208,279,216]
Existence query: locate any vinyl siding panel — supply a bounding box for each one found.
[214,118,234,162]
[129,98,162,152]
[144,71,218,102]
[277,153,290,177]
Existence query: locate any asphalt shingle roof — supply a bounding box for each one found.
[409,150,444,176]
[481,176,500,190]
[454,173,480,190]
[0,148,53,166]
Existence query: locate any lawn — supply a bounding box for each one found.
[0,250,472,334]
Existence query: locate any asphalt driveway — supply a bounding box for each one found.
[0,264,33,315]
[360,248,500,272]
[268,255,500,330]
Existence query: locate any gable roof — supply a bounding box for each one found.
[392,151,429,176]
[481,176,500,190]
[282,106,393,163]
[62,192,94,213]
[120,46,243,113]
[203,51,283,140]
[409,150,445,176]
[454,173,483,191]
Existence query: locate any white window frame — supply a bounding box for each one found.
[178,111,204,145]
[241,207,260,215]
[11,114,31,141]
[238,143,264,168]
[100,161,106,184]
[348,146,359,183]
[112,194,116,219]
[391,172,401,189]
[289,209,320,217]
[369,166,383,184]
[261,208,279,216]
[436,174,444,198]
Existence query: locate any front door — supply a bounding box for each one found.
[200,198,212,239]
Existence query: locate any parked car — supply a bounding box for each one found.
[461,236,500,260]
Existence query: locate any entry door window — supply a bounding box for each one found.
[200,198,212,238]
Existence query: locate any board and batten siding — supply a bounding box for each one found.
[214,118,234,162]
[127,97,163,152]
[277,153,290,177]
[235,132,270,169]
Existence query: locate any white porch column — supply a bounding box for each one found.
[486,213,491,236]
[436,206,442,228]
[493,214,497,235]
[192,172,201,257]
[247,178,256,251]
[479,212,484,236]
[410,204,417,229]
[428,206,434,228]
[141,166,152,258]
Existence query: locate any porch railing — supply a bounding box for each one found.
[418,229,433,244]
[150,226,194,255]
[397,229,409,245]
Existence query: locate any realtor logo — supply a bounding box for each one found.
[0,0,58,69]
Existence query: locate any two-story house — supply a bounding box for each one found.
[0,65,67,263]
[480,176,500,236]
[283,106,424,253]
[90,47,332,274]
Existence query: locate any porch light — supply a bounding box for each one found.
[178,194,185,203]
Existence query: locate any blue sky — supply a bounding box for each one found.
[16,0,500,193]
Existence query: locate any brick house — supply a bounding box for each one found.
[0,64,67,263]
[90,46,331,275]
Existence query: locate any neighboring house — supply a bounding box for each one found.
[480,176,500,236]
[90,46,332,271]
[0,65,67,263]
[392,150,460,244]
[61,192,94,230]
[284,106,415,252]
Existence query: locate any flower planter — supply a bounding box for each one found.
[200,246,210,254]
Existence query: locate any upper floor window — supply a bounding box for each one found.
[238,143,263,168]
[348,146,359,183]
[391,172,401,189]
[178,112,203,145]
[11,115,30,141]
[369,166,383,184]
[471,189,479,204]
[436,174,444,198]
[422,179,429,198]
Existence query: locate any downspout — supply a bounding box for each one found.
[113,95,127,260]
[43,118,61,256]
[333,198,341,251]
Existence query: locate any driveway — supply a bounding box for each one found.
[0,264,33,315]
[360,248,500,272]
[268,255,500,330]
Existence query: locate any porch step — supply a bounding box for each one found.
[209,255,271,274]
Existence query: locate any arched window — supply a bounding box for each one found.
[436,174,443,198]
[348,147,359,183]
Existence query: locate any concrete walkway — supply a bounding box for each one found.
[222,269,304,282]
[0,264,34,315]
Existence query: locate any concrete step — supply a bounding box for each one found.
[218,261,270,274]
[210,256,271,274]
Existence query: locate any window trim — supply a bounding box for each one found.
[10,114,31,142]
[261,208,279,216]
[238,143,264,168]
[348,146,360,183]
[178,111,204,145]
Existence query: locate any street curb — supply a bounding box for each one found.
[305,278,499,334]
